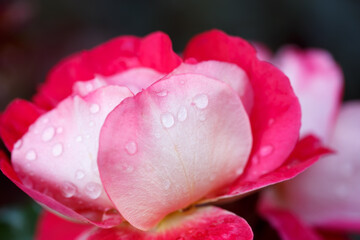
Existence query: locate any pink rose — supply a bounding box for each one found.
[258,46,360,239]
[1,30,325,239]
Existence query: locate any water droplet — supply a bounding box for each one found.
[56,127,63,134]
[85,134,91,139]
[42,118,49,124]
[198,113,206,122]
[163,179,171,190]
[76,136,83,142]
[89,121,95,127]
[84,182,102,199]
[42,127,55,142]
[236,168,244,175]
[259,145,274,157]
[85,83,93,92]
[102,209,120,222]
[22,177,33,188]
[26,150,37,161]
[52,143,63,157]
[125,141,137,155]
[180,80,185,85]
[192,94,208,109]
[90,104,100,114]
[14,140,22,149]
[156,90,168,97]
[268,118,275,126]
[61,182,77,198]
[161,112,175,128]
[121,164,134,173]
[252,155,259,164]
[75,170,85,180]
[177,106,188,122]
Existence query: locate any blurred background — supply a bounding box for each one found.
[0,0,359,239]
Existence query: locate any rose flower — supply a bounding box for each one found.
[0,30,326,239]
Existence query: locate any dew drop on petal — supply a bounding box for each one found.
[156,90,168,97]
[259,145,274,157]
[121,164,134,173]
[75,136,83,142]
[268,118,275,126]
[177,106,188,122]
[52,143,63,157]
[84,182,102,199]
[89,121,95,127]
[56,127,63,134]
[26,150,37,161]
[161,112,175,128]
[61,181,77,198]
[14,140,22,149]
[90,103,100,114]
[236,168,244,175]
[198,113,206,122]
[125,141,137,155]
[42,118,49,124]
[192,94,208,109]
[42,127,55,142]
[75,170,85,180]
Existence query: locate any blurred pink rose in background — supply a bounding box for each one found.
[258,45,360,240]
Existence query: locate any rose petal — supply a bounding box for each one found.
[0,99,44,151]
[258,197,323,240]
[184,29,301,180]
[171,60,254,113]
[35,211,91,240]
[33,32,181,110]
[11,86,133,226]
[98,73,252,230]
[277,102,360,232]
[78,206,253,240]
[273,46,343,140]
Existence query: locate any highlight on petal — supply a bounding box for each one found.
[275,102,360,231]
[171,60,254,113]
[273,46,343,140]
[98,73,252,230]
[33,32,181,110]
[0,99,44,151]
[184,29,301,184]
[78,206,253,240]
[35,211,91,240]
[10,86,133,227]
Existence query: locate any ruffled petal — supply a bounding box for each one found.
[33,32,181,110]
[276,102,360,232]
[171,60,253,113]
[35,211,91,240]
[273,46,343,140]
[78,206,253,240]
[0,99,44,151]
[184,29,301,182]
[10,86,133,227]
[98,73,252,230]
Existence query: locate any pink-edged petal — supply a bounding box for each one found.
[276,102,360,232]
[106,67,165,94]
[33,32,181,110]
[78,206,253,240]
[258,197,323,240]
[0,151,109,227]
[0,99,44,151]
[184,29,301,180]
[11,86,133,227]
[98,73,252,230]
[35,211,91,240]
[274,46,343,140]
[171,61,254,113]
[204,135,330,203]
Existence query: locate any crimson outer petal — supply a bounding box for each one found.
[35,211,91,240]
[183,29,304,197]
[0,99,44,151]
[77,206,253,240]
[33,32,181,110]
[0,151,113,227]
